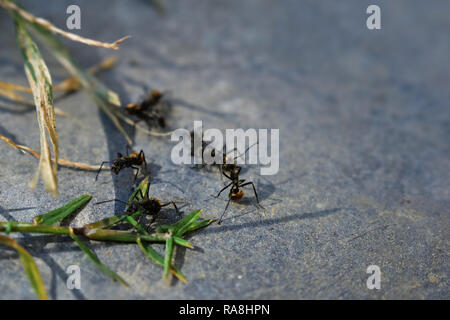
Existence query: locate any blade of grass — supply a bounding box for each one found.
[128,176,149,204]
[0,57,116,95]
[0,234,48,300]
[0,133,105,171]
[156,209,202,234]
[69,229,128,286]
[163,235,174,282]
[1,0,129,49]
[83,228,167,243]
[34,194,91,225]
[84,210,143,230]
[53,57,117,92]
[137,238,187,283]
[177,219,216,236]
[25,18,133,144]
[0,221,71,235]
[125,215,147,235]
[0,222,167,244]
[15,16,59,196]
[173,236,194,249]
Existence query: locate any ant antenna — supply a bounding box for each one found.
[233,141,259,161]
[95,161,110,181]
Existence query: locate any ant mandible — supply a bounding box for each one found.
[95,146,147,182]
[214,165,262,224]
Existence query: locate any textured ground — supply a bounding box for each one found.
[0,0,448,299]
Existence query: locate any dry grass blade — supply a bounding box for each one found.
[1,133,103,171]
[0,0,129,50]
[53,57,117,92]
[0,234,48,300]
[15,18,59,196]
[0,81,67,116]
[1,57,117,95]
[0,80,33,104]
[28,22,133,144]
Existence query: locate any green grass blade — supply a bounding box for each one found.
[69,230,128,286]
[34,194,91,225]
[137,238,187,283]
[0,234,48,300]
[84,228,166,243]
[173,209,203,236]
[173,236,194,249]
[177,219,216,236]
[84,210,143,230]
[156,209,202,234]
[163,236,174,282]
[0,222,70,235]
[125,216,147,235]
[128,176,150,204]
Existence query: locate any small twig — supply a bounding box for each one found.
[0,0,129,50]
[0,57,117,95]
[1,133,104,171]
[53,57,117,92]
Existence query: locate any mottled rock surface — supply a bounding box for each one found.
[0,0,448,299]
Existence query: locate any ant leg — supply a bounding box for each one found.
[222,170,232,181]
[140,150,148,173]
[145,182,150,198]
[95,161,110,181]
[218,196,232,225]
[239,182,260,204]
[214,182,233,198]
[133,188,145,201]
[126,145,132,156]
[131,166,140,182]
[161,201,181,215]
[95,199,127,205]
[140,150,147,167]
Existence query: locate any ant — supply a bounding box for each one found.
[95,146,147,182]
[214,165,262,225]
[96,183,180,227]
[125,89,170,128]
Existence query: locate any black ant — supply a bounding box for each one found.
[125,89,170,128]
[214,165,262,224]
[95,146,147,182]
[95,183,180,228]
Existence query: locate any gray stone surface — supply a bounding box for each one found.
[0,0,448,299]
